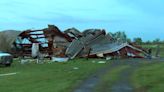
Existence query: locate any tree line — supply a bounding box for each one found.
[129,38,164,45]
[109,31,164,45]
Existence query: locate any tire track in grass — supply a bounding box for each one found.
[95,65,130,92]
[73,61,120,92]
[95,60,141,92]
[73,60,143,92]
[111,61,141,92]
[111,67,134,92]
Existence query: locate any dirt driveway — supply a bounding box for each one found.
[73,59,158,92]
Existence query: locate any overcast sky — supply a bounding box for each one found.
[0,0,164,41]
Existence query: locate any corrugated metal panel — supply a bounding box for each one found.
[65,39,84,59]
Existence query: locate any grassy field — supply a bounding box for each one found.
[132,61,164,92]
[141,44,164,57]
[1,56,164,92]
[0,58,107,92]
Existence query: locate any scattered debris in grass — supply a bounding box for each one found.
[0,72,19,77]
[73,67,79,70]
[98,61,106,64]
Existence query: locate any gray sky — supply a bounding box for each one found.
[0,0,164,41]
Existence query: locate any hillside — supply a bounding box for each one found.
[0,30,21,52]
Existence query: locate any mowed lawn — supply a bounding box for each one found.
[0,58,107,92]
[132,61,164,92]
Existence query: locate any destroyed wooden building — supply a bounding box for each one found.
[12,25,148,59]
[65,28,148,59]
[12,25,72,58]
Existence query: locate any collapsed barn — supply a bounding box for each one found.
[12,25,72,58]
[12,25,148,60]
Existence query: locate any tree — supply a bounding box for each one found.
[127,38,131,43]
[162,40,164,44]
[0,30,20,52]
[112,31,127,42]
[133,37,143,45]
[0,33,9,52]
[153,38,160,44]
[146,40,151,44]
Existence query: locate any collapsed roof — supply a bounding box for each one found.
[65,29,148,59]
[12,25,148,59]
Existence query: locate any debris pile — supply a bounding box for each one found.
[65,28,148,59]
[13,25,72,58]
[12,25,148,60]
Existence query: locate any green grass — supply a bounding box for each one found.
[0,58,107,92]
[141,44,164,57]
[1,58,164,92]
[95,65,130,92]
[132,62,164,92]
